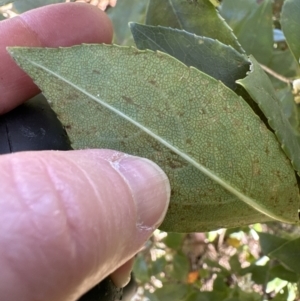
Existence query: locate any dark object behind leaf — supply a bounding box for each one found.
[0,93,71,153]
[77,274,137,301]
[0,93,137,300]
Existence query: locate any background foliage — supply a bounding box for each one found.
[1,0,300,300]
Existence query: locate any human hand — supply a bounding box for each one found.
[0,3,170,301]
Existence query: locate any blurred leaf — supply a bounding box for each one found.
[229,254,241,273]
[219,0,273,65]
[0,0,12,5]
[237,56,300,175]
[164,232,185,249]
[155,283,189,301]
[258,232,288,255]
[267,49,300,90]
[151,257,167,275]
[13,0,63,13]
[107,0,148,45]
[241,264,271,285]
[146,0,243,53]
[281,0,300,63]
[0,13,5,20]
[171,253,190,281]
[269,237,300,273]
[144,291,161,301]
[185,292,209,301]
[133,255,150,283]
[130,23,250,90]
[213,275,229,292]
[9,45,300,232]
[200,291,228,301]
[237,290,262,301]
[270,264,299,282]
[271,286,289,301]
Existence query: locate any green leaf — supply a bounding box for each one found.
[0,0,12,6]
[241,264,272,285]
[146,0,243,53]
[281,0,300,63]
[144,291,161,301]
[8,45,300,232]
[270,264,299,282]
[133,254,150,283]
[155,283,189,301]
[107,0,148,46]
[258,232,288,255]
[269,237,300,274]
[276,87,300,135]
[267,49,300,90]
[164,232,185,249]
[171,253,190,281]
[151,257,167,275]
[130,23,250,90]
[237,56,300,175]
[219,0,273,65]
[13,0,64,13]
[271,286,289,301]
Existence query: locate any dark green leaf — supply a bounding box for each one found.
[241,264,271,285]
[171,253,190,281]
[281,0,300,63]
[229,254,241,274]
[185,292,209,301]
[130,23,250,90]
[270,264,299,282]
[213,275,229,292]
[9,45,300,232]
[237,56,300,175]
[146,0,243,53]
[269,237,300,273]
[219,0,273,65]
[107,0,148,45]
[164,232,185,249]
[258,232,288,255]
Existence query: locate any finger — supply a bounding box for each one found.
[0,3,113,115]
[0,149,170,301]
[110,257,135,288]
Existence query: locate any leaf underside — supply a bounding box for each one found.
[130,23,250,90]
[9,45,300,232]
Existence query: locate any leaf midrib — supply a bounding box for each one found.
[13,49,293,223]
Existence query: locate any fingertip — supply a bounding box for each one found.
[0,2,113,114]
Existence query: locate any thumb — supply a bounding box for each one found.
[0,149,170,301]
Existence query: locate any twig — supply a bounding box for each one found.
[259,63,293,85]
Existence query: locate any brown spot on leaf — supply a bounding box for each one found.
[186,138,192,145]
[122,96,134,104]
[149,79,157,86]
[93,69,100,74]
